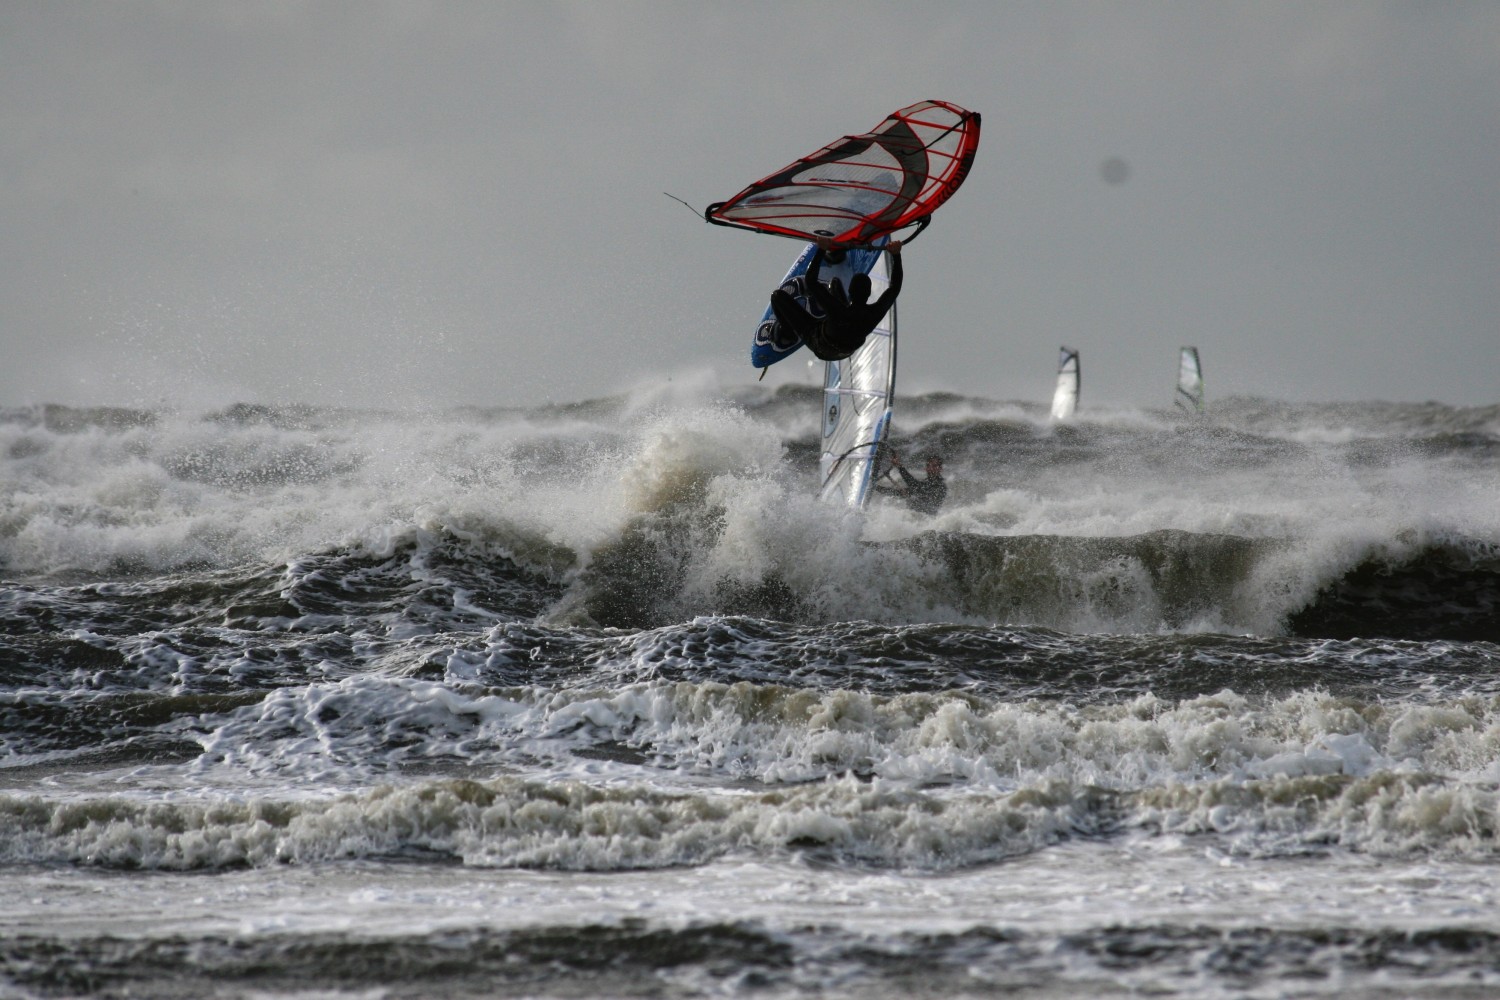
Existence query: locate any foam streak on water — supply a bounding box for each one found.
[3,392,1500,997]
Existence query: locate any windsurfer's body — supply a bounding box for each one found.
[874,452,946,515]
[770,238,903,362]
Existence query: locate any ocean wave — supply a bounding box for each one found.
[5,917,1499,1000]
[6,395,1500,642]
[13,653,1498,796]
[1289,534,1500,641]
[553,492,1500,637]
[6,572,1499,772]
[4,757,1497,872]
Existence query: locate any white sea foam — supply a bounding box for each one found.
[155,671,1500,804]
[6,395,1500,638]
[5,741,1498,871]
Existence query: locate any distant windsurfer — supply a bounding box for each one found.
[875,451,946,515]
[769,237,903,362]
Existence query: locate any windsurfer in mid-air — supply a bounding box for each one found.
[875,450,946,515]
[769,237,903,362]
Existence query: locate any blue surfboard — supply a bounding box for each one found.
[750,239,886,369]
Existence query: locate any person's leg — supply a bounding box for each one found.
[770,290,818,344]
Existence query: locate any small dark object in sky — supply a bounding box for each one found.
[1100,156,1130,184]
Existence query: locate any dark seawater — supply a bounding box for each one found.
[3,388,1499,999]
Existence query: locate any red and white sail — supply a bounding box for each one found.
[707,100,981,247]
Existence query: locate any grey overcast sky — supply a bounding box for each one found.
[3,1,1497,411]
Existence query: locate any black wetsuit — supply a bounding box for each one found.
[876,465,947,515]
[769,247,904,361]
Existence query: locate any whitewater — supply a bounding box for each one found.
[3,385,1499,999]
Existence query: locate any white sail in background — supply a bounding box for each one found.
[1050,346,1080,420]
[1175,346,1205,413]
[819,251,897,508]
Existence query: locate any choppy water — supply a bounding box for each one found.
[3,388,1499,998]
